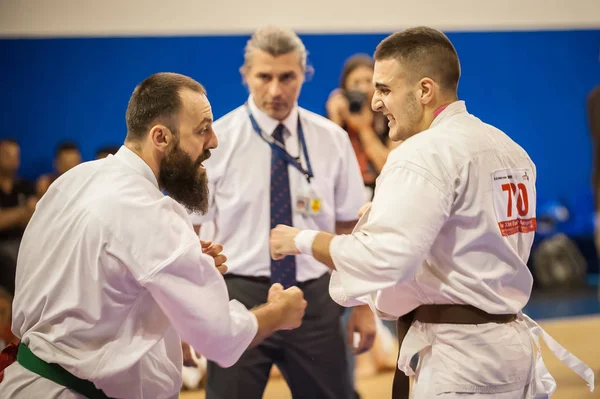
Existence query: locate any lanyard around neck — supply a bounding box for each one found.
[246,104,314,183]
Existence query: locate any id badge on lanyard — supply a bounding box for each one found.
[295,180,322,215]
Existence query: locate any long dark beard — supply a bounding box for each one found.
[158,145,211,214]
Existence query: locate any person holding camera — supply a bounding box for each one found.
[326,54,401,200]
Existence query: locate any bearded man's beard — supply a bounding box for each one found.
[159,144,211,214]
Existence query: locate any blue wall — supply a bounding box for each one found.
[1,30,599,207]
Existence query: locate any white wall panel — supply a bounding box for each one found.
[1,0,599,38]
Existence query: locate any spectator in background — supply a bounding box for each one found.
[0,286,17,348]
[95,145,120,159]
[0,138,37,295]
[326,54,401,200]
[36,141,82,197]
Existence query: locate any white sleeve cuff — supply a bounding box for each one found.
[294,229,320,256]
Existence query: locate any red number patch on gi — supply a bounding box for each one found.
[491,168,536,236]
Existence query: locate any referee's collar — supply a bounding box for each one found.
[247,95,299,137]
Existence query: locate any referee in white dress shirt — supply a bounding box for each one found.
[191,26,376,399]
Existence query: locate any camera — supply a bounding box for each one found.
[343,90,367,114]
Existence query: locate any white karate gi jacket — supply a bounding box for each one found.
[328,101,594,397]
[0,146,258,399]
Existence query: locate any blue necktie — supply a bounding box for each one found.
[270,124,297,288]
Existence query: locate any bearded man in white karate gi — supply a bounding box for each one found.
[270,27,595,398]
[0,72,307,399]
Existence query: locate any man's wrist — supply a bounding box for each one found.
[294,230,320,256]
[354,304,373,314]
[252,301,284,334]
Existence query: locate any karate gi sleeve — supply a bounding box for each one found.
[141,243,258,368]
[329,161,452,303]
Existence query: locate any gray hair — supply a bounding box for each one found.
[243,26,308,72]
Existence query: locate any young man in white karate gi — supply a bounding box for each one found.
[270,27,595,398]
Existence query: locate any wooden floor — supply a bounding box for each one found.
[181,315,600,399]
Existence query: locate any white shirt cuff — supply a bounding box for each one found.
[294,229,319,256]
